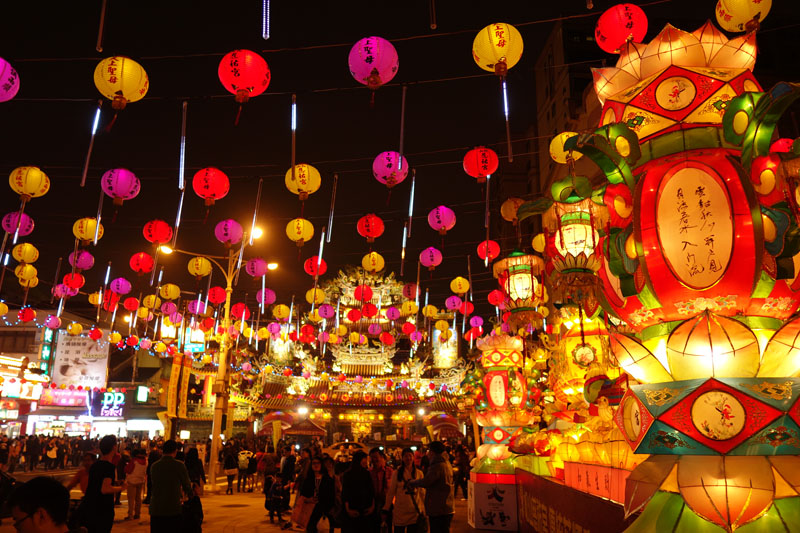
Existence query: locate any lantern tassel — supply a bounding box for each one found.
[80,100,103,187]
[429,0,437,29]
[234,105,243,127]
[105,112,118,132]
[501,77,513,162]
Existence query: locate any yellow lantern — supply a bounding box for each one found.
[329,333,339,344]
[88,292,101,306]
[12,243,38,264]
[159,283,180,300]
[440,329,453,342]
[19,277,38,288]
[72,218,104,243]
[142,295,161,309]
[401,301,419,315]
[716,0,771,32]
[308,309,323,323]
[257,327,269,339]
[449,276,469,295]
[286,218,314,247]
[336,324,348,336]
[67,323,83,336]
[109,332,122,343]
[0,302,7,315]
[273,304,290,320]
[472,23,524,75]
[531,233,546,253]
[434,320,449,332]
[9,167,50,201]
[233,320,248,332]
[305,288,325,305]
[14,264,37,281]
[93,56,149,110]
[549,132,583,164]
[362,252,385,272]
[137,307,150,319]
[187,256,212,278]
[284,164,321,201]
[349,332,361,344]
[154,341,167,353]
[422,305,438,318]
[244,327,254,337]
[500,198,524,223]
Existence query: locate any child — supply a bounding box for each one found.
[264,474,287,525]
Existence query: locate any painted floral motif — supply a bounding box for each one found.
[762,297,794,313]
[674,295,737,315]
[627,307,655,326]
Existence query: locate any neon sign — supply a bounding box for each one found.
[100,392,125,417]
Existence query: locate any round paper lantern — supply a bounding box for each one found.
[273,305,290,320]
[419,247,442,271]
[62,273,85,290]
[161,302,177,316]
[305,288,325,305]
[488,289,505,306]
[402,322,416,335]
[500,197,524,223]
[472,23,524,74]
[445,296,462,310]
[142,219,172,244]
[231,302,250,320]
[218,50,271,103]
[463,146,499,182]
[94,57,149,109]
[716,0,772,32]
[459,301,474,315]
[169,312,184,325]
[12,243,38,264]
[470,316,484,328]
[123,297,139,312]
[101,168,140,206]
[17,308,35,323]
[72,217,104,243]
[67,323,83,336]
[450,276,470,295]
[139,338,152,350]
[142,295,161,309]
[14,264,37,281]
[159,283,180,300]
[357,214,385,242]
[68,250,94,271]
[0,58,20,102]
[154,342,167,353]
[594,4,648,54]
[402,301,418,315]
[193,168,229,206]
[477,240,500,262]
[362,252,385,272]
[187,300,206,315]
[348,36,399,89]
[303,256,327,277]
[549,132,583,164]
[214,219,243,246]
[362,303,378,318]
[20,277,39,289]
[245,257,268,278]
[9,167,50,202]
[0,302,8,316]
[286,218,314,247]
[372,151,409,188]
[386,306,401,321]
[187,257,212,278]
[379,332,395,346]
[89,328,103,341]
[346,309,362,322]
[88,292,101,306]
[354,284,373,302]
[402,283,418,300]
[45,315,61,329]
[317,304,334,319]
[2,212,33,236]
[110,277,131,295]
[208,286,226,305]
[428,206,456,235]
[285,164,321,201]
[256,288,276,305]
[410,331,423,343]
[422,305,438,319]
[129,252,154,275]
[434,320,450,332]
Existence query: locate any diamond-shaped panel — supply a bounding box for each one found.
[638,420,716,455]
[482,426,514,445]
[729,415,800,456]
[632,379,705,417]
[718,378,800,411]
[614,388,655,451]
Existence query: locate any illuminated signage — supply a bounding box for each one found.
[99,392,125,417]
[38,388,89,407]
[2,380,44,401]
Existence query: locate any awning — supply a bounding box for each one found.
[284,419,326,436]
[27,407,91,417]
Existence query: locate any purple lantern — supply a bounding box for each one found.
[45,315,61,329]
[161,301,177,315]
[1,212,33,236]
[372,151,409,188]
[169,312,183,324]
[187,300,206,315]
[110,277,131,295]
[318,331,330,343]
[245,257,268,278]
[500,322,511,333]
[53,284,76,298]
[427,206,456,235]
[445,296,462,310]
[68,250,95,271]
[470,316,484,328]
[385,306,400,321]
[419,247,443,270]
[0,58,20,102]
[256,288,276,305]
[318,303,334,319]
[242,362,252,372]
[409,331,423,343]
[214,219,243,246]
[368,323,382,335]
[101,168,141,206]
[348,37,399,89]
[267,322,281,334]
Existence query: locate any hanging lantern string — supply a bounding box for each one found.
[262,0,270,40]
[467,255,474,304]
[249,178,264,247]
[178,101,188,190]
[80,99,103,187]
[501,77,513,163]
[326,173,338,243]
[50,257,62,305]
[398,85,407,172]
[429,0,437,30]
[484,175,491,267]
[310,227,326,314]
[149,246,160,286]
[96,0,108,53]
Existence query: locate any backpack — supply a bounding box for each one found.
[238,452,250,470]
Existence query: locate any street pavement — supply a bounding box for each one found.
[0,474,479,532]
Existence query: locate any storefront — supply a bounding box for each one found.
[27,388,91,436]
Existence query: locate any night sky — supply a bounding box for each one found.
[2,0,800,322]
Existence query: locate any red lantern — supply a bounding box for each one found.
[300,324,315,336]
[463,146,499,183]
[459,301,474,316]
[354,284,373,302]
[63,273,85,290]
[379,332,395,346]
[231,302,250,320]
[357,214,384,243]
[192,168,230,206]
[488,289,505,307]
[123,297,139,312]
[126,335,139,347]
[477,240,501,262]
[103,290,121,312]
[283,368,293,377]
[303,256,327,277]
[594,3,648,54]
[17,308,35,323]
[208,286,226,305]
[202,317,215,329]
[337,374,347,382]
[362,303,378,318]
[464,326,483,341]
[218,50,271,104]
[89,328,103,341]
[402,283,418,299]
[143,220,173,244]
[402,322,416,335]
[129,252,154,274]
[347,309,362,322]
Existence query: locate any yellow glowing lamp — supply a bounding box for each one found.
[402,301,419,315]
[12,243,38,264]
[549,132,583,164]
[137,307,150,319]
[450,276,470,295]
[329,333,339,344]
[285,164,321,200]
[440,329,453,341]
[142,295,161,309]
[500,197,524,223]
[472,23,524,75]
[19,277,38,288]
[716,0,771,32]
[244,327,254,337]
[286,218,314,247]
[256,327,268,339]
[555,212,599,259]
[308,309,323,323]
[94,56,149,110]
[273,304,290,320]
[159,283,181,300]
[0,302,7,315]
[88,292,101,306]
[67,323,83,336]
[9,167,50,201]
[109,332,122,343]
[187,256,212,278]
[72,218,104,243]
[531,233,546,253]
[362,252,385,272]
[154,341,167,353]
[422,305,438,318]
[336,324,348,336]
[434,320,450,332]
[14,264,37,281]
[349,332,361,343]
[305,288,325,305]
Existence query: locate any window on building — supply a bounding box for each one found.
[0,330,37,354]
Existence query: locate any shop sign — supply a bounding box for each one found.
[468,481,517,531]
[53,329,110,389]
[0,409,19,419]
[38,388,89,407]
[98,392,125,417]
[2,380,43,401]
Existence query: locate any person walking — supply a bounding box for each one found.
[452,446,470,501]
[383,448,425,533]
[237,447,253,492]
[341,450,375,533]
[223,445,238,495]
[185,447,206,495]
[143,448,161,505]
[369,447,393,522]
[407,442,454,533]
[65,452,96,496]
[124,449,147,520]
[80,435,126,533]
[149,439,194,533]
[300,457,335,533]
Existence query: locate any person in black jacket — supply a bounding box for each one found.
[341,451,375,533]
[301,457,335,533]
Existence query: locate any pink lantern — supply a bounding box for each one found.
[427,206,456,235]
[52,284,70,299]
[68,250,94,271]
[45,315,61,329]
[368,323,382,335]
[241,362,252,372]
[214,219,243,246]
[140,338,152,350]
[386,307,400,320]
[348,37,399,90]
[470,316,484,328]
[169,312,183,324]
[256,288,276,305]
[419,247,443,271]
[187,300,206,315]
[318,331,330,343]
[245,257,268,278]
[445,295,462,310]
[267,322,281,334]
[409,331,423,343]
[373,151,409,188]
[101,168,141,206]
[0,58,20,102]
[161,302,177,315]
[110,277,131,295]
[318,304,335,319]
[2,212,33,236]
